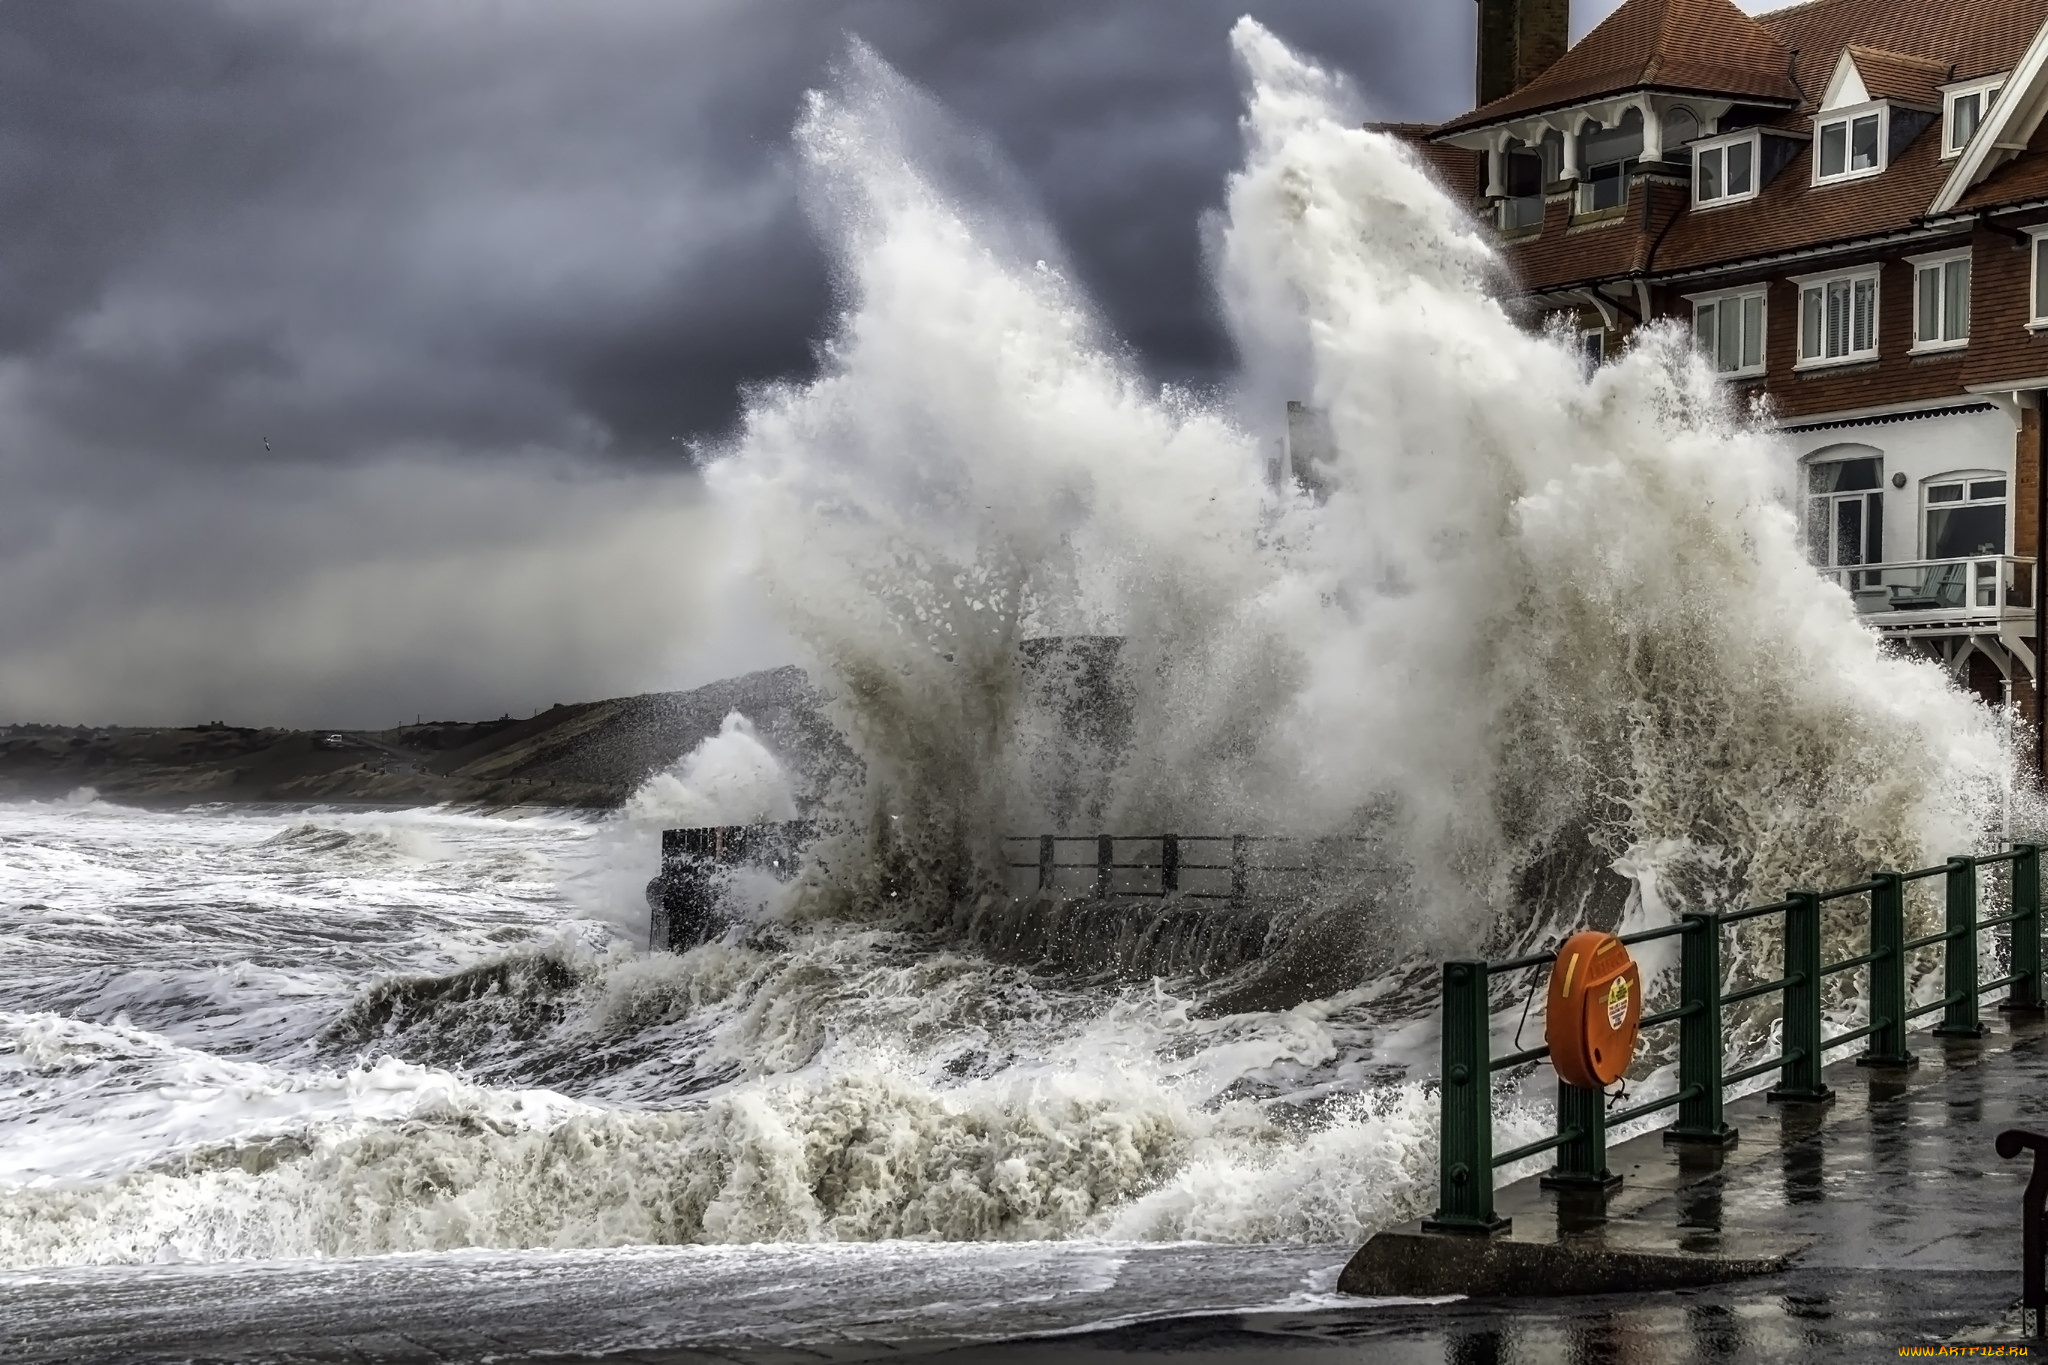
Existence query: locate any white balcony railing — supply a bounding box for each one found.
[1500,193,1544,230]
[1822,555,2035,623]
[1576,173,1628,215]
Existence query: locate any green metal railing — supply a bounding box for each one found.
[1424,843,2046,1235]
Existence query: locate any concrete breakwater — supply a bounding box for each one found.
[643,821,1419,1015]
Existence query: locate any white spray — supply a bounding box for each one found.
[0,23,2023,1269]
[622,712,799,829]
[715,23,2013,953]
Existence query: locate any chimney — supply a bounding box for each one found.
[1476,0,1569,107]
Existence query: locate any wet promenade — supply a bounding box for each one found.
[985,1012,2048,1363]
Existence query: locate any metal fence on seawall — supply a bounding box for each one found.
[1428,844,2046,1234]
[999,832,1374,906]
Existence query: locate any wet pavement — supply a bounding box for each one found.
[953,1271,2023,1362]
[1631,1014,2048,1279]
[997,1014,2048,1363]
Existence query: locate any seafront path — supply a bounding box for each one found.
[973,1012,2048,1362]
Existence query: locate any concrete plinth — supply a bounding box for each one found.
[1339,1216,1803,1297]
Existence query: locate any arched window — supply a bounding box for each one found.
[1580,108,1644,212]
[1805,444,1883,571]
[1662,107,1699,157]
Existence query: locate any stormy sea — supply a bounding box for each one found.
[0,23,2026,1361]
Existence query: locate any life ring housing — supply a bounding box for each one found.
[1543,930,1642,1089]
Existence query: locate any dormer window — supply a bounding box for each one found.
[1815,104,1887,183]
[1944,79,2004,158]
[1694,132,1759,207]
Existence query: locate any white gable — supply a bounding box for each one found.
[1931,13,2048,215]
[1820,49,1871,112]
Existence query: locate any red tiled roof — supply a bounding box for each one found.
[1481,0,2048,285]
[1758,0,2042,105]
[1841,45,1950,107]
[1437,0,1799,135]
[1959,116,2048,210]
[1648,118,1956,275]
[1452,0,2048,425]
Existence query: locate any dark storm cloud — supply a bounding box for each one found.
[0,0,1518,725]
[0,0,1476,470]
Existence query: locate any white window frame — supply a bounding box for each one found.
[1693,130,1762,208]
[1922,470,2010,560]
[1577,328,1605,374]
[1685,285,1768,377]
[1907,248,1971,353]
[1792,267,1881,369]
[1941,77,2006,160]
[1812,101,1890,185]
[2029,227,2048,331]
[1806,451,1886,571]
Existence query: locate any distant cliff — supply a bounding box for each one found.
[0,666,845,809]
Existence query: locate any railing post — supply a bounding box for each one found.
[1667,912,1739,1146]
[1769,889,1834,1104]
[1424,959,1509,1234]
[1096,835,1115,899]
[1230,835,1248,908]
[1996,1128,2048,1339]
[2002,843,2045,1015]
[1938,856,1988,1037]
[1161,834,1180,896]
[1542,1080,1620,1191]
[1858,871,1917,1068]
[1038,835,1055,893]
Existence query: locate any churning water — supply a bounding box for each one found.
[0,20,2029,1352]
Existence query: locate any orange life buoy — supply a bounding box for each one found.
[1543,930,1641,1089]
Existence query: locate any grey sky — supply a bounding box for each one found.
[0,0,1764,727]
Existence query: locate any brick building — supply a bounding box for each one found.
[1414,0,2048,715]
